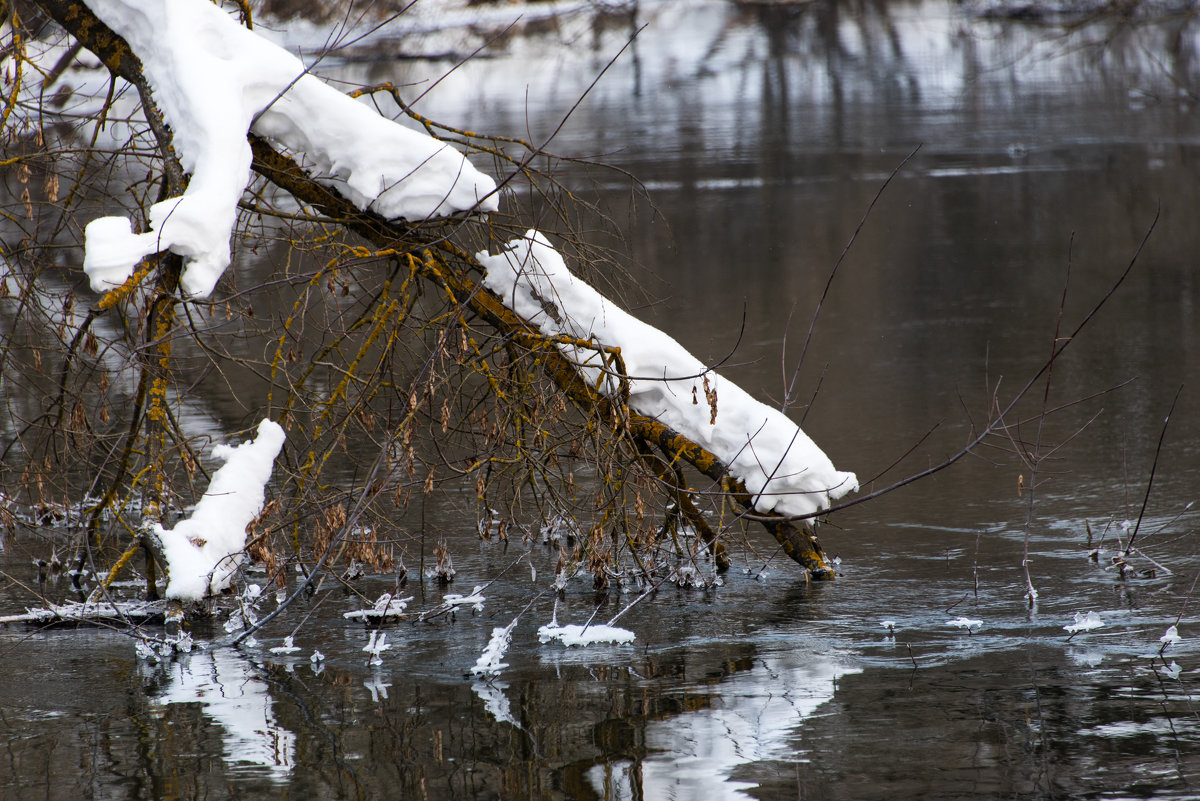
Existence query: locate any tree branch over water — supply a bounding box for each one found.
[4,0,1156,634]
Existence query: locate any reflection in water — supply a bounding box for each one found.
[473,678,521,728]
[588,656,856,801]
[146,649,295,781]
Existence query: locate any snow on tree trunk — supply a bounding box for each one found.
[81,0,498,299]
[476,230,858,522]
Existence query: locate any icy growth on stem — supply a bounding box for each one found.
[1160,625,1182,647]
[363,631,391,665]
[81,0,497,298]
[476,231,857,521]
[538,622,636,647]
[1064,611,1104,634]
[472,622,515,677]
[156,419,285,601]
[269,635,301,655]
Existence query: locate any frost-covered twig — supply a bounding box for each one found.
[343,593,413,622]
[1064,611,1104,640]
[537,621,636,647]
[471,620,516,677]
[948,617,983,633]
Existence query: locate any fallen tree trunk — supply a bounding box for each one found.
[31,0,837,579]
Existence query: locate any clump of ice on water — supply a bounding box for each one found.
[135,630,195,663]
[155,419,285,601]
[81,0,497,299]
[442,586,485,612]
[476,231,856,523]
[1064,611,1104,634]
[343,593,413,622]
[947,617,983,632]
[269,635,301,655]
[363,631,390,665]
[537,622,636,647]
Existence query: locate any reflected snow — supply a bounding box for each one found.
[587,656,856,801]
[146,648,295,781]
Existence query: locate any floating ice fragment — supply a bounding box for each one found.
[136,638,160,663]
[136,630,195,661]
[947,617,983,632]
[343,593,413,621]
[269,635,301,655]
[538,622,636,647]
[1161,625,1182,647]
[442,586,485,613]
[1064,611,1104,634]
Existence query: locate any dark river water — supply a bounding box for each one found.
[3,0,1200,798]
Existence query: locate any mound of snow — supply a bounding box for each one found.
[156,418,285,600]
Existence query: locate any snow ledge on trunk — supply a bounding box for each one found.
[81,0,498,299]
[475,230,857,523]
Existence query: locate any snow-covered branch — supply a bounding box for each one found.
[476,231,858,522]
[81,0,497,298]
[151,418,285,600]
